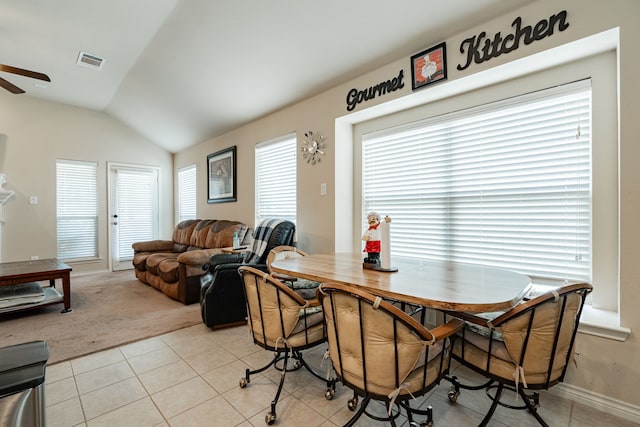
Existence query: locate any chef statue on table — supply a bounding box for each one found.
[362,211,391,266]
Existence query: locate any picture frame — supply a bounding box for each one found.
[207,146,236,203]
[410,42,447,91]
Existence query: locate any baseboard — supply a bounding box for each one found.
[550,382,640,424]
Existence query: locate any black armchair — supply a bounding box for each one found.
[200,219,296,328]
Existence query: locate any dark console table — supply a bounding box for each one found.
[0,258,72,314]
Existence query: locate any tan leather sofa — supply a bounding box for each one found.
[132,219,250,304]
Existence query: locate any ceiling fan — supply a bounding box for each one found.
[0,64,50,94]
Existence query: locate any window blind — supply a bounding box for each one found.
[256,134,297,223]
[56,159,98,260]
[178,164,197,222]
[114,167,159,261]
[362,80,591,282]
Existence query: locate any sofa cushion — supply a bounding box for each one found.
[189,220,216,248]
[172,219,200,248]
[158,258,180,283]
[177,248,226,268]
[133,252,152,271]
[205,220,247,249]
[146,253,178,275]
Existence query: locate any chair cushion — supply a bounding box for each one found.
[288,309,326,348]
[287,279,320,300]
[246,278,305,348]
[453,291,583,386]
[500,292,582,381]
[325,292,442,397]
[452,337,519,383]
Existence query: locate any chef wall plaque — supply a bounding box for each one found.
[410,42,447,91]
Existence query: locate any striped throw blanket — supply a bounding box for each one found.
[243,218,286,264]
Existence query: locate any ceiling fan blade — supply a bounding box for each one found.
[0,76,25,94]
[0,64,50,82]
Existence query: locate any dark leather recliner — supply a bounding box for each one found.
[199,220,296,328]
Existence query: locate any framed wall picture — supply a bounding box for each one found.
[207,146,236,203]
[410,42,447,91]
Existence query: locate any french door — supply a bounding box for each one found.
[109,163,160,271]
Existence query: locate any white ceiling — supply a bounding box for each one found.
[0,0,533,153]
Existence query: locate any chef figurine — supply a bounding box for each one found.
[362,211,391,265]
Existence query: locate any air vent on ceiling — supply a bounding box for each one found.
[76,51,104,70]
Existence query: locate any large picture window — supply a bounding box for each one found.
[362,80,591,284]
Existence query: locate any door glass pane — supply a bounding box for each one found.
[113,167,159,263]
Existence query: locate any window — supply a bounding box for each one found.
[178,164,196,222]
[56,159,98,261]
[255,133,297,224]
[362,81,591,284]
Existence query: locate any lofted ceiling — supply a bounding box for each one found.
[0,0,534,153]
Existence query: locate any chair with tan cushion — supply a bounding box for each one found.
[446,282,592,427]
[318,282,463,427]
[266,245,320,300]
[237,266,335,425]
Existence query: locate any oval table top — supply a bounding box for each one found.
[270,253,532,313]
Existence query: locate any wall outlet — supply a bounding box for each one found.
[29,196,38,205]
[30,255,39,260]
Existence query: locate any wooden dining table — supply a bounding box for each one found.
[270,253,532,313]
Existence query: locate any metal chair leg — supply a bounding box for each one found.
[478,382,503,427]
[518,388,549,427]
[267,348,291,424]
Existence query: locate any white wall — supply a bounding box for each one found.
[174,0,640,418]
[0,92,174,273]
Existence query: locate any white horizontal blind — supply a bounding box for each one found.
[56,159,98,260]
[362,80,591,282]
[178,164,197,223]
[256,134,296,223]
[114,167,159,260]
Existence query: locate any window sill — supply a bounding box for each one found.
[578,305,631,342]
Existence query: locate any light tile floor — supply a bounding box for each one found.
[44,323,637,427]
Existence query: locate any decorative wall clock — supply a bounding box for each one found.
[301,131,326,165]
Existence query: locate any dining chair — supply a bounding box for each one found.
[445,282,593,427]
[266,245,320,300]
[318,282,464,427]
[237,266,335,425]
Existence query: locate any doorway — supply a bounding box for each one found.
[108,163,160,271]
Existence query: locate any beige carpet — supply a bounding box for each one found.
[0,269,201,365]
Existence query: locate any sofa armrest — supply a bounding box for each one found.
[177,248,227,267]
[132,240,174,253]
